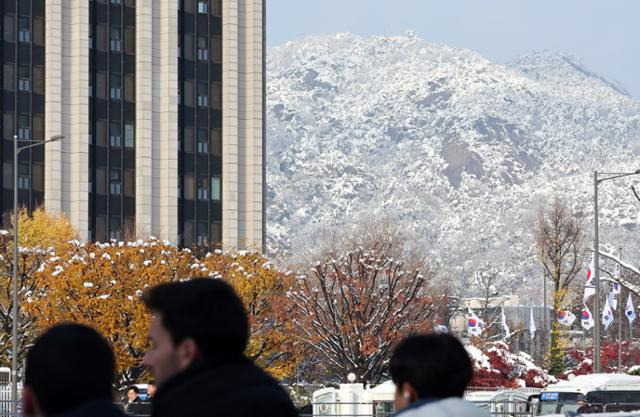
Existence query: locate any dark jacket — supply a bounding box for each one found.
[152,353,298,417]
[55,399,127,417]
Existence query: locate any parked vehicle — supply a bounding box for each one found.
[312,380,395,417]
[537,374,640,415]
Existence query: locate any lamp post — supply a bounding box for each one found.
[12,134,64,411]
[592,169,640,373]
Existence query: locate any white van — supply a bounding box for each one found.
[537,374,640,415]
[312,381,395,417]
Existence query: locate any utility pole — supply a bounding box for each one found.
[618,248,623,373]
[593,171,601,372]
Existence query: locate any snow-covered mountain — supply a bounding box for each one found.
[266,32,640,296]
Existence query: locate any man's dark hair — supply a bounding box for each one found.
[127,386,140,394]
[25,324,115,415]
[143,278,249,357]
[389,333,473,399]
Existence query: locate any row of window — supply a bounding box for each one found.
[181,176,221,201]
[2,16,44,45]
[2,113,44,141]
[1,162,43,192]
[180,82,222,109]
[180,0,222,16]
[180,35,222,63]
[89,25,135,54]
[88,121,135,148]
[3,64,44,94]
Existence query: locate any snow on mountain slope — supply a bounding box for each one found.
[266,33,640,296]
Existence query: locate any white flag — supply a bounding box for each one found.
[602,297,614,330]
[529,308,536,339]
[626,294,637,323]
[501,307,510,339]
[581,304,595,330]
[557,309,576,326]
[583,256,596,303]
[608,282,621,311]
[467,309,484,337]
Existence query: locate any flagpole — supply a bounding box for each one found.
[618,248,623,372]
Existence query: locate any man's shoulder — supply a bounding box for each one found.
[154,360,297,416]
[397,398,491,417]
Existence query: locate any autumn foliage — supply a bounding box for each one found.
[560,341,640,377]
[289,244,446,384]
[0,208,77,365]
[468,342,556,388]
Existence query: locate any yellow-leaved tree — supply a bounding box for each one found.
[26,238,196,383]
[200,250,301,380]
[0,208,77,367]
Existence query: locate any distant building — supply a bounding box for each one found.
[1,0,265,250]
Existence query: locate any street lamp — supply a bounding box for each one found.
[11,134,64,411]
[592,169,640,373]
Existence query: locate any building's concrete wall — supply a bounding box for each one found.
[136,0,179,242]
[223,0,264,251]
[45,0,90,241]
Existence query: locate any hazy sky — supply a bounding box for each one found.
[267,0,640,98]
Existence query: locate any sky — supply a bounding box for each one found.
[267,0,640,98]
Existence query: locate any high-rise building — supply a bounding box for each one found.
[1,0,265,250]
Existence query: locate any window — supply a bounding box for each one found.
[124,74,135,102]
[96,119,107,146]
[197,0,208,14]
[124,169,135,197]
[96,72,107,99]
[184,34,194,61]
[197,83,208,107]
[184,175,195,200]
[4,16,15,43]
[211,129,222,155]
[18,18,30,43]
[18,114,30,140]
[183,221,194,247]
[211,176,221,201]
[211,83,222,109]
[110,27,121,52]
[33,67,44,94]
[124,26,135,54]
[184,80,195,106]
[211,36,222,63]
[211,0,221,16]
[96,168,107,195]
[33,114,43,141]
[197,129,209,153]
[96,24,108,51]
[110,74,122,100]
[33,18,44,46]
[33,163,44,192]
[89,32,93,49]
[109,217,122,240]
[18,66,31,92]
[210,222,221,245]
[124,124,135,148]
[110,122,121,147]
[3,65,14,92]
[110,169,122,195]
[111,0,121,4]
[197,36,208,61]
[197,177,209,200]
[18,164,30,190]
[196,222,208,246]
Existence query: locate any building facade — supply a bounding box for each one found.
[1,0,265,250]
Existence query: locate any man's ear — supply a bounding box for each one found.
[23,386,40,417]
[176,338,201,369]
[402,382,418,404]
